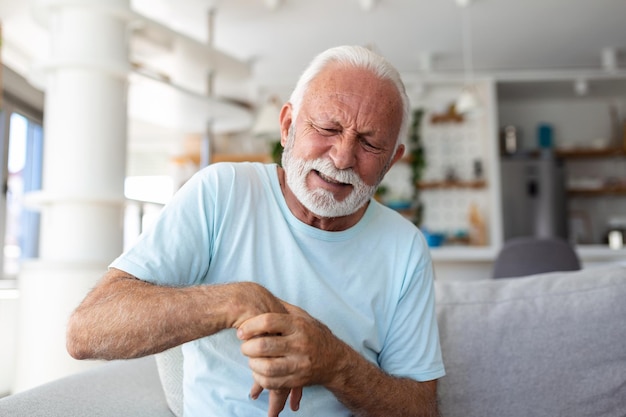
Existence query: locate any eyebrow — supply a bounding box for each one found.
[311,117,377,137]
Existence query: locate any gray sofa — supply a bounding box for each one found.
[1,264,625,417]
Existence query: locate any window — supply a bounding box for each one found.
[0,109,44,278]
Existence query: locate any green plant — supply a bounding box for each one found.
[408,108,426,226]
[270,140,284,166]
[375,184,389,201]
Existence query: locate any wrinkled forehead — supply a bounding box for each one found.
[301,64,403,132]
[307,63,400,101]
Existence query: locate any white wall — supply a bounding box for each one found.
[0,289,18,396]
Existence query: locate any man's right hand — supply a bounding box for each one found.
[229,283,303,416]
[67,270,301,416]
[67,270,288,360]
[228,282,289,329]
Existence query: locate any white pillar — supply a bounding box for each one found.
[14,0,131,392]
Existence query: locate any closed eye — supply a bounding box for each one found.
[359,137,383,153]
[315,125,341,136]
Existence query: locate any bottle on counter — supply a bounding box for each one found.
[468,203,487,246]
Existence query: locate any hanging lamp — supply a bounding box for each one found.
[455,0,481,115]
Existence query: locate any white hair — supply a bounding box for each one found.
[288,45,410,149]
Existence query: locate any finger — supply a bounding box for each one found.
[237,313,290,341]
[267,389,290,417]
[290,387,303,411]
[241,334,289,359]
[249,381,264,400]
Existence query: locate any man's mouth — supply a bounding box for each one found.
[315,170,350,186]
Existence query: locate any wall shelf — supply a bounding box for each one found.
[561,147,626,197]
[418,180,487,190]
[556,147,626,159]
[568,186,626,197]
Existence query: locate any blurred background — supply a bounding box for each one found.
[0,0,625,397]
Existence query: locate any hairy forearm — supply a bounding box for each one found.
[329,341,439,417]
[67,268,279,361]
[67,269,231,360]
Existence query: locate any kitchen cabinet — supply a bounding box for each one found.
[496,76,626,246]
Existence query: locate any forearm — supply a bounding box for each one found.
[67,268,277,360]
[328,341,439,417]
[238,304,439,417]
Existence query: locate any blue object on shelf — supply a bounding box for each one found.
[422,229,446,247]
[385,200,412,210]
[537,123,553,148]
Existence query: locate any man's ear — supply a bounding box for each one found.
[388,144,405,171]
[379,144,405,180]
[279,103,293,147]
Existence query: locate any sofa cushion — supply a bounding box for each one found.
[0,356,173,417]
[155,346,184,417]
[435,264,626,417]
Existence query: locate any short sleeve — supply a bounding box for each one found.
[378,235,446,381]
[110,168,215,286]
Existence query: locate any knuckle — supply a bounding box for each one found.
[257,336,272,352]
[259,313,274,328]
[260,361,274,375]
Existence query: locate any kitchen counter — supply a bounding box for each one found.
[430,244,625,282]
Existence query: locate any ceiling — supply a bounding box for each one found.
[2,0,626,103]
[1,0,625,175]
[208,0,626,99]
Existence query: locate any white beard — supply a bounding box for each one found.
[282,136,377,218]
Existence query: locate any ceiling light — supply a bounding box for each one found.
[251,96,282,139]
[419,51,435,72]
[263,0,283,11]
[456,86,480,114]
[602,47,618,72]
[454,0,481,115]
[359,0,377,11]
[574,79,588,96]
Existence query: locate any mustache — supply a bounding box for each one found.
[305,158,362,186]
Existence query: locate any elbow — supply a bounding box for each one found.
[66,315,94,360]
[66,342,88,360]
[66,338,90,360]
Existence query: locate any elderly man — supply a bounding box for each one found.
[67,45,445,417]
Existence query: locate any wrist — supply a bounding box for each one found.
[324,336,359,390]
[220,282,285,329]
[221,282,255,329]
[197,282,252,330]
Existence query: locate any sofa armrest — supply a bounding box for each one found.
[0,356,174,417]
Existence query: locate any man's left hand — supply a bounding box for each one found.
[237,302,341,415]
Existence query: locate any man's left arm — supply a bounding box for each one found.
[325,337,439,417]
[238,303,440,417]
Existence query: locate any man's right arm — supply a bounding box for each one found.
[66,267,287,360]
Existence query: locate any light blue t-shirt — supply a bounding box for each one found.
[111,162,445,417]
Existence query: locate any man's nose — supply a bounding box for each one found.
[329,136,357,170]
